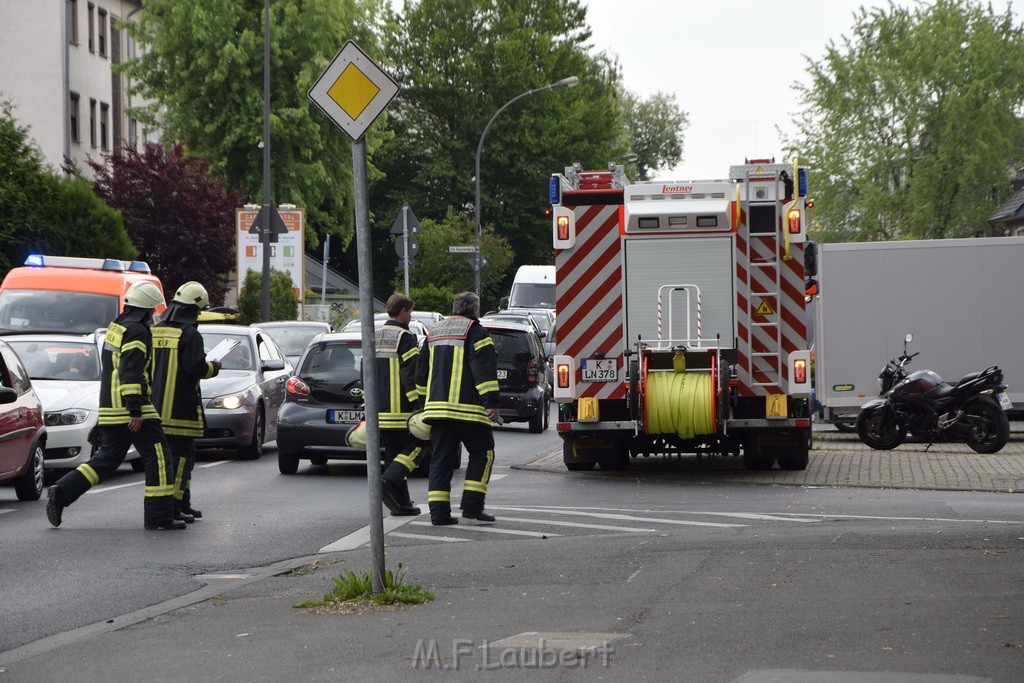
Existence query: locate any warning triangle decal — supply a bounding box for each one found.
[755,299,775,316]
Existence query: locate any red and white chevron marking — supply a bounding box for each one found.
[735,233,807,396]
[555,204,626,399]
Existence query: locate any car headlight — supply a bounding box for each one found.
[209,392,248,410]
[45,409,90,427]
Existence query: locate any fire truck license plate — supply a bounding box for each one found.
[581,358,616,382]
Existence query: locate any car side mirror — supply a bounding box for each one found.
[262,358,286,371]
[499,296,509,309]
[0,387,17,404]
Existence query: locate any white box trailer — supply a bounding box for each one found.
[811,236,1024,424]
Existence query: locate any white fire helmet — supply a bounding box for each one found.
[346,421,367,451]
[123,281,164,309]
[408,412,431,441]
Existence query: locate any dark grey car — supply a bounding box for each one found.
[479,319,550,433]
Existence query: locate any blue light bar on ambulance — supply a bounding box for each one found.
[548,177,561,205]
[23,255,151,273]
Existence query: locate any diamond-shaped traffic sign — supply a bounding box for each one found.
[308,41,399,141]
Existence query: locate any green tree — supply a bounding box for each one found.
[0,99,135,279]
[787,0,1024,241]
[237,268,300,324]
[408,283,456,316]
[121,0,386,251]
[90,143,244,306]
[392,208,514,308]
[620,90,688,181]
[373,0,629,278]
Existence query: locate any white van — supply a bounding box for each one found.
[500,265,555,310]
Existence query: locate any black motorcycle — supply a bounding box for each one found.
[856,334,1012,454]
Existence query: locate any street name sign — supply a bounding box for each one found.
[448,246,476,253]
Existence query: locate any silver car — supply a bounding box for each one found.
[196,325,292,460]
[257,320,332,369]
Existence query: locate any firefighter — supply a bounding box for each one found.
[150,281,220,523]
[415,291,500,526]
[46,281,184,530]
[377,294,428,517]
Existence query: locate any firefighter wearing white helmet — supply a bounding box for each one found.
[47,279,187,530]
[149,280,220,523]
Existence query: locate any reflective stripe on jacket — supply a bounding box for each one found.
[150,323,219,437]
[374,320,421,430]
[98,319,159,424]
[415,316,498,425]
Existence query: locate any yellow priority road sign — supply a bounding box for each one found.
[308,41,399,141]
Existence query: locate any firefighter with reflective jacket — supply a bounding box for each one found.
[150,281,220,524]
[377,294,428,517]
[415,291,500,526]
[46,281,184,530]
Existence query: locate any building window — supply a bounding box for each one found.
[98,8,107,58]
[87,3,94,52]
[89,99,97,148]
[128,117,137,149]
[69,0,79,45]
[70,93,81,143]
[100,103,109,150]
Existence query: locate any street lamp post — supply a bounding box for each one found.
[473,76,580,295]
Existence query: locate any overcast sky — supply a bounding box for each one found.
[580,0,1021,180]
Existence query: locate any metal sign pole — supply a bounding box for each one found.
[260,0,272,322]
[403,206,410,296]
[353,138,385,593]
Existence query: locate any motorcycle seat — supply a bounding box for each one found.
[923,383,955,400]
[955,370,983,386]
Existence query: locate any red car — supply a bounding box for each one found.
[0,339,46,501]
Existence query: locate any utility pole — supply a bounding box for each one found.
[260,0,272,321]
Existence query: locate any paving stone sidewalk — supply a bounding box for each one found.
[515,428,1024,493]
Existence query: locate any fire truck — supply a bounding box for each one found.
[549,159,813,471]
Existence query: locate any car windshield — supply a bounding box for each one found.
[202,333,253,370]
[488,329,533,363]
[527,313,552,335]
[262,326,324,357]
[0,290,119,334]
[6,340,100,381]
[509,283,555,309]
[298,341,363,402]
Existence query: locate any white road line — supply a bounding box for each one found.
[88,481,142,494]
[0,508,15,515]
[778,513,1024,525]
[627,567,642,583]
[494,516,658,533]
[675,512,818,523]
[318,516,416,553]
[389,531,470,543]
[489,473,508,481]
[490,506,746,528]
[196,461,231,469]
[408,521,560,538]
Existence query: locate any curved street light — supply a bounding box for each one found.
[474,76,580,295]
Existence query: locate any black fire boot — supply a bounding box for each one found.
[429,502,458,526]
[180,503,202,519]
[46,486,66,528]
[173,506,195,524]
[144,520,188,531]
[462,509,496,524]
[381,479,404,515]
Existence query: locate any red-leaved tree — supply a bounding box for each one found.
[90,142,244,305]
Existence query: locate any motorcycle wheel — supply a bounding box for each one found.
[962,397,1010,454]
[856,406,907,450]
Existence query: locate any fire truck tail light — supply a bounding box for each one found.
[557,215,570,240]
[788,208,801,234]
[793,359,807,384]
[557,363,571,388]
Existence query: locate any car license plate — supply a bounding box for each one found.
[581,358,617,383]
[327,410,362,424]
[497,369,508,380]
[996,391,1012,410]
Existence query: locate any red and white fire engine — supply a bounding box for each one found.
[549,159,813,471]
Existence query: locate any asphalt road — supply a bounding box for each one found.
[2,410,1023,681]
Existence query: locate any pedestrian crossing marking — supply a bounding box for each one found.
[0,508,15,515]
[496,516,657,533]
[492,506,746,528]
[409,521,560,538]
[390,531,469,543]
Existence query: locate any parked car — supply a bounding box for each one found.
[257,320,332,368]
[196,325,291,460]
[276,331,365,474]
[483,310,556,397]
[2,333,142,473]
[0,339,46,500]
[478,318,550,433]
[342,317,429,344]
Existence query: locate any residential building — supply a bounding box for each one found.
[0,0,156,176]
